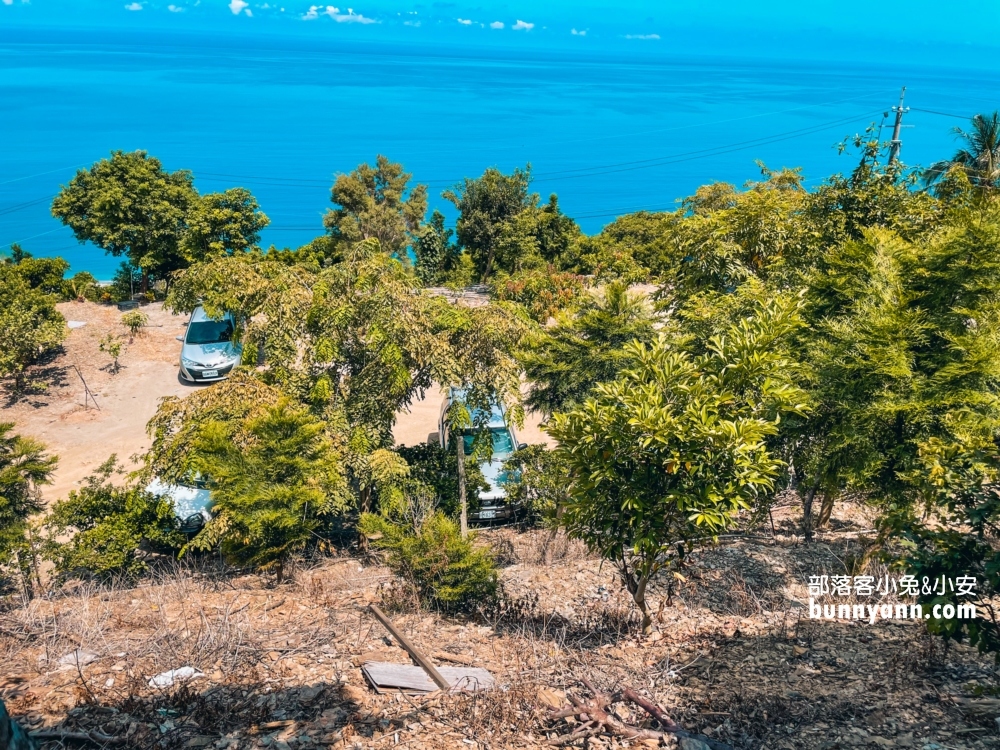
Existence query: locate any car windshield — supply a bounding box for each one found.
[186,320,234,345]
[460,428,515,457]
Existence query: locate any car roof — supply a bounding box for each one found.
[449,388,507,429]
[190,305,233,324]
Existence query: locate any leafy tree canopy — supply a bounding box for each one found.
[324,155,428,259]
[181,187,270,261]
[51,150,197,290]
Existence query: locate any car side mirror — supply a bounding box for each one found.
[518,442,528,451]
[176,335,184,341]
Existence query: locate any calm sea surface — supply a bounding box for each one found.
[2,28,998,279]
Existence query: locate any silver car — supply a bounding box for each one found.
[438,388,527,523]
[177,306,242,383]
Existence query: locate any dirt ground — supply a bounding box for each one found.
[1,509,997,750]
[0,300,551,506]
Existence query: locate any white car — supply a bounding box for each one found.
[438,388,526,523]
[177,306,242,383]
[146,476,212,534]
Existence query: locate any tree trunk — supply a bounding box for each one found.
[802,485,818,542]
[817,491,836,529]
[623,569,652,634]
[457,436,468,539]
[140,267,149,294]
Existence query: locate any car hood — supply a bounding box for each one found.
[146,478,213,521]
[181,341,241,368]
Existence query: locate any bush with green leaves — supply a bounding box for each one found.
[359,510,498,613]
[120,310,149,339]
[99,334,124,373]
[61,271,99,302]
[0,423,57,593]
[185,399,351,581]
[0,265,67,390]
[546,295,809,632]
[45,456,184,580]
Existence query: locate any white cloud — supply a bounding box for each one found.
[125,2,142,9]
[512,19,532,31]
[624,33,660,40]
[303,4,375,22]
[489,20,503,29]
[1,0,13,6]
[456,17,472,24]
[571,28,586,36]
[228,0,248,13]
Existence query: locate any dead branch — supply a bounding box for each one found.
[544,681,734,750]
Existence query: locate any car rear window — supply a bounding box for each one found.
[187,320,234,344]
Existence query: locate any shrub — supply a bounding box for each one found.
[359,511,499,613]
[45,456,184,580]
[121,310,149,339]
[0,266,67,390]
[99,334,124,373]
[61,271,99,302]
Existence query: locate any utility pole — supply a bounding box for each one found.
[887,86,909,165]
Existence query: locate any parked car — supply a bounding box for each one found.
[438,387,527,523]
[146,475,212,534]
[177,305,242,383]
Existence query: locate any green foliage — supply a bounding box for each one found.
[413,210,458,286]
[488,266,585,323]
[0,423,56,589]
[444,165,534,282]
[396,443,487,518]
[324,155,427,259]
[51,150,197,288]
[62,271,99,302]
[120,310,149,338]
[99,334,124,373]
[924,112,1000,193]
[182,187,270,261]
[546,296,808,631]
[0,266,67,390]
[45,456,183,580]
[11,256,71,295]
[521,282,657,415]
[110,262,141,302]
[500,444,569,524]
[359,511,498,612]
[185,400,351,580]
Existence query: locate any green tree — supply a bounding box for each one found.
[120,310,149,341]
[0,424,56,593]
[186,400,351,581]
[51,150,197,291]
[412,209,457,286]
[444,165,534,282]
[324,155,428,258]
[521,282,657,415]
[45,457,183,580]
[359,510,498,612]
[181,187,270,261]
[924,112,1000,193]
[0,267,66,391]
[546,297,808,632]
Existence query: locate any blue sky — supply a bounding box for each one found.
[3,0,999,60]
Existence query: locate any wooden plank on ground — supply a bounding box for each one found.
[361,661,495,694]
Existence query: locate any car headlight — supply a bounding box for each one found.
[181,357,200,368]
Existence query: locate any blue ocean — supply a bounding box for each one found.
[2,25,998,279]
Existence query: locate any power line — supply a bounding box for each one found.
[911,107,972,120]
